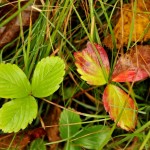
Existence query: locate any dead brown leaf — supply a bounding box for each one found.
[0,128,46,150]
[103,0,150,49]
[0,1,39,49]
[0,133,30,150]
[44,104,62,150]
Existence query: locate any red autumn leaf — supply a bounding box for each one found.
[103,84,138,131]
[112,45,150,82]
[74,42,110,85]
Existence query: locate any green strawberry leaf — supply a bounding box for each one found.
[103,84,138,131]
[64,144,81,150]
[0,96,37,133]
[73,125,110,150]
[59,109,81,139]
[31,56,65,98]
[0,63,31,98]
[74,42,110,85]
[29,138,46,150]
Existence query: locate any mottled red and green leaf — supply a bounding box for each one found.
[74,42,110,85]
[103,84,138,131]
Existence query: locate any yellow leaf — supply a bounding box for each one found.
[103,0,150,49]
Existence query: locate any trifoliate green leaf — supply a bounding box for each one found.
[59,109,81,139]
[73,125,110,149]
[0,96,37,133]
[0,63,31,98]
[31,56,65,97]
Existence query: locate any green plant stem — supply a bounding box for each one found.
[108,121,150,148]
[139,128,150,150]
[40,12,76,51]
[127,0,137,50]
[18,0,28,74]
[71,0,92,42]
[46,0,71,56]
[0,0,33,27]
[98,0,115,49]
[7,133,17,150]
[89,0,94,42]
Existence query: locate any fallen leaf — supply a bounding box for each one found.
[74,42,110,85]
[103,0,150,49]
[0,1,39,48]
[102,84,138,131]
[137,0,150,12]
[44,104,61,150]
[0,128,46,150]
[0,133,30,150]
[28,128,46,142]
[112,45,150,82]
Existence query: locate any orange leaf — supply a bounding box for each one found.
[74,42,110,85]
[112,45,150,82]
[103,1,150,49]
[103,84,138,131]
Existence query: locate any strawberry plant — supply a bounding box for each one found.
[74,42,150,131]
[59,109,110,150]
[0,56,65,133]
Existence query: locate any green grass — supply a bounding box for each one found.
[0,0,150,149]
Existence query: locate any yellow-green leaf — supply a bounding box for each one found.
[0,63,31,98]
[31,56,65,98]
[0,96,37,133]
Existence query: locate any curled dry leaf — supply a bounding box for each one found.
[112,45,150,82]
[103,84,138,131]
[74,42,110,85]
[103,0,150,49]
